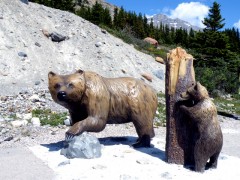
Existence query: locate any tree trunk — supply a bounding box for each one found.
[165,47,195,165]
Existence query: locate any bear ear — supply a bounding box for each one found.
[48,71,56,79]
[75,69,84,74]
[195,82,201,90]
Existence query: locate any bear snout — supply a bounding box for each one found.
[57,91,67,101]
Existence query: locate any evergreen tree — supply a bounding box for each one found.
[113,8,119,29]
[202,1,225,31]
[91,2,104,25]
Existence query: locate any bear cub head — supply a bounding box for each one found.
[48,70,85,107]
[180,82,209,103]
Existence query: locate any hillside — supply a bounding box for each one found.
[0,0,165,96]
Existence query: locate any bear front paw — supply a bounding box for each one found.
[65,132,76,142]
[65,125,82,141]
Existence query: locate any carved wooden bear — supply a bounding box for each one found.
[48,70,158,148]
[180,82,223,172]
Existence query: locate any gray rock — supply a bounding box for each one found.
[95,42,103,47]
[18,52,27,57]
[153,69,164,80]
[20,0,29,5]
[60,132,102,159]
[35,42,41,47]
[35,81,41,85]
[50,32,67,42]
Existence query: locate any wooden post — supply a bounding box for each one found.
[165,47,195,165]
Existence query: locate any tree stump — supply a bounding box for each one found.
[165,47,195,165]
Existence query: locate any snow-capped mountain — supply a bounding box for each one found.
[147,14,202,31]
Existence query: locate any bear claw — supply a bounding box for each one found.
[65,132,75,142]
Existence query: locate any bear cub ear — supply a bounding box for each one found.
[48,71,56,79]
[195,81,201,90]
[75,69,84,74]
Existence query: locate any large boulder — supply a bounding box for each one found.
[144,37,158,47]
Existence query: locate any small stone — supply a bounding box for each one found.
[4,136,14,141]
[64,118,71,126]
[153,70,164,80]
[16,113,23,119]
[18,52,27,57]
[31,117,41,127]
[11,120,28,127]
[101,29,107,34]
[20,0,29,5]
[141,73,153,82]
[50,32,67,42]
[92,164,106,170]
[136,158,150,165]
[58,160,70,166]
[35,42,41,47]
[95,42,102,47]
[155,57,165,64]
[23,113,32,120]
[29,94,40,102]
[35,81,41,85]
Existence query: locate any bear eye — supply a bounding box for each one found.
[68,83,74,89]
[54,83,60,89]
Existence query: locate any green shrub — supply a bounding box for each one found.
[154,93,166,127]
[32,109,68,126]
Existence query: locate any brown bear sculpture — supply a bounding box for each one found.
[180,82,223,172]
[48,70,158,148]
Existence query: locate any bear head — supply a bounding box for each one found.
[48,70,86,107]
[180,82,209,102]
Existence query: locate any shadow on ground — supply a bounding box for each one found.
[41,136,166,161]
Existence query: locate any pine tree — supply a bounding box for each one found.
[202,1,225,31]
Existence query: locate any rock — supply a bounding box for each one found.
[141,73,153,82]
[155,57,165,64]
[61,132,102,159]
[29,94,40,102]
[23,113,32,120]
[11,120,28,127]
[50,32,67,42]
[35,81,41,85]
[20,0,29,5]
[42,29,50,37]
[35,42,41,47]
[101,29,107,34]
[95,42,103,47]
[31,117,41,127]
[144,37,158,47]
[18,52,27,57]
[0,115,4,122]
[58,160,70,167]
[64,117,71,126]
[4,136,14,141]
[153,69,165,80]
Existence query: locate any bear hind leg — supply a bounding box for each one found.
[206,152,220,169]
[132,134,151,148]
[131,118,155,148]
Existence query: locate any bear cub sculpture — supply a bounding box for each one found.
[48,70,158,148]
[180,82,223,172]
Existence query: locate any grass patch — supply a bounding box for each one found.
[214,95,240,115]
[32,109,68,126]
[154,93,166,127]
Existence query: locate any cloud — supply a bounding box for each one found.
[167,2,209,28]
[233,20,240,29]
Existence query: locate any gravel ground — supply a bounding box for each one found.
[1,114,240,159]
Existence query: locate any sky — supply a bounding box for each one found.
[105,0,240,30]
